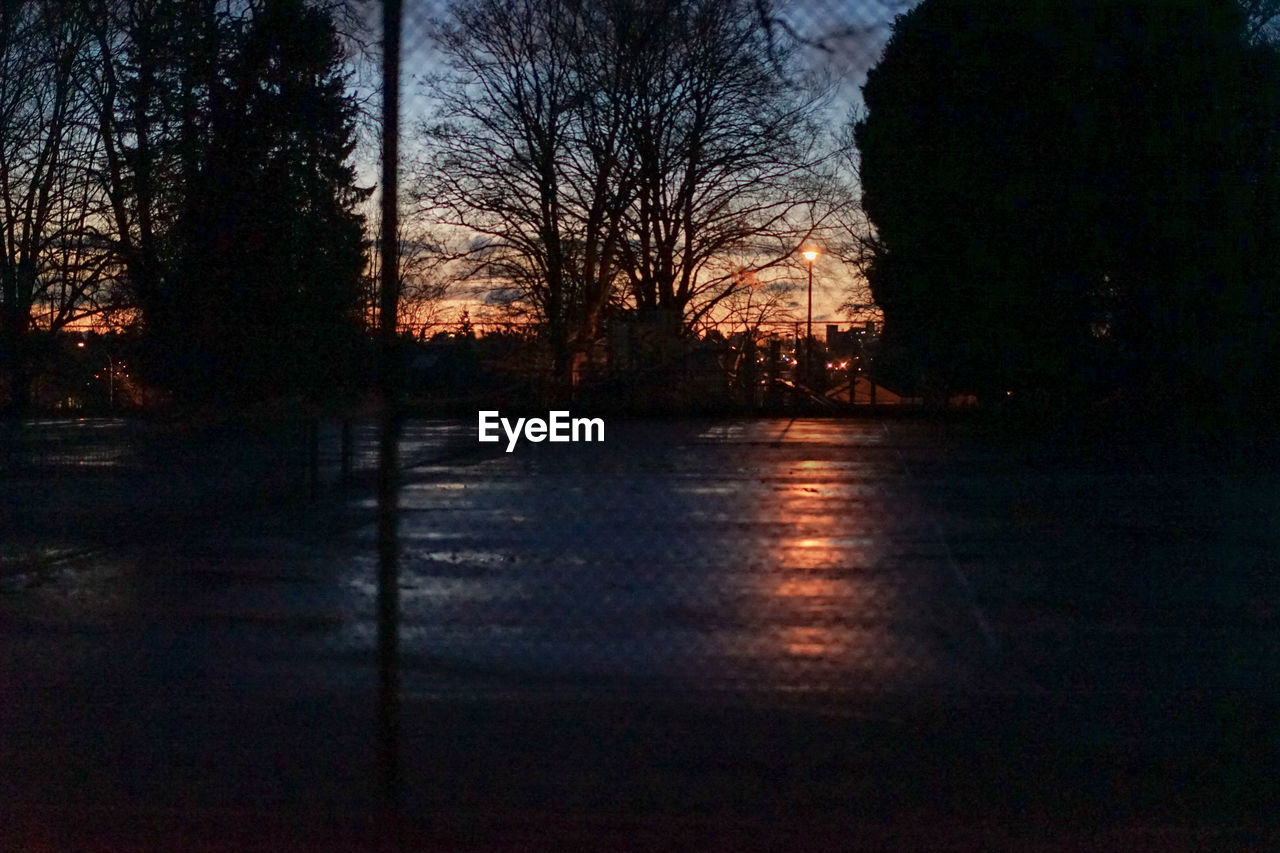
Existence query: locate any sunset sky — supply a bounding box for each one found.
[359,0,909,332]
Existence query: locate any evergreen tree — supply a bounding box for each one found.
[856,0,1278,418]
[155,0,367,403]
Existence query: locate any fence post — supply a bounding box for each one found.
[376,0,404,814]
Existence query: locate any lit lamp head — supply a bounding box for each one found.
[802,248,818,263]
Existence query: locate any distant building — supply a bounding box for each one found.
[825,322,878,358]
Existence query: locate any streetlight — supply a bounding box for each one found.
[80,341,115,408]
[801,247,818,387]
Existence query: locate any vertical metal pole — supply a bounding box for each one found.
[376,0,403,815]
[805,261,813,388]
[379,9,402,363]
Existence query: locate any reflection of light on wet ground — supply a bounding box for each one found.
[0,416,1104,727]
[781,625,839,657]
[21,418,127,429]
[775,574,841,596]
[728,420,983,698]
[0,557,137,623]
[334,418,994,708]
[9,418,134,468]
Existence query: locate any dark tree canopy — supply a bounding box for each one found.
[147,0,368,404]
[856,0,1280,416]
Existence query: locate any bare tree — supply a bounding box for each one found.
[614,0,832,331]
[363,212,455,333]
[711,268,799,380]
[86,0,187,324]
[1,1,101,412]
[33,124,122,332]
[414,0,836,394]
[414,0,636,395]
[823,112,883,319]
[86,0,244,325]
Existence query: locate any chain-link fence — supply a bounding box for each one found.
[398,0,904,117]
[391,316,899,412]
[388,0,899,402]
[3,2,1277,847]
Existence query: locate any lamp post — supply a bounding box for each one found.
[79,341,116,408]
[801,247,818,387]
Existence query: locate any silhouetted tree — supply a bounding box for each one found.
[417,0,830,397]
[613,0,828,329]
[362,212,455,334]
[154,0,368,403]
[1,1,102,414]
[417,0,633,397]
[856,0,1280,418]
[88,0,193,348]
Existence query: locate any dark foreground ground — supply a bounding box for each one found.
[1,416,1277,850]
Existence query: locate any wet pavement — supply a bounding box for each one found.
[1,417,1278,848]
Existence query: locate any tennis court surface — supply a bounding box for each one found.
[3,417,1277,848]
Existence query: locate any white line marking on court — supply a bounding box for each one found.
[882,421,1000,651]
